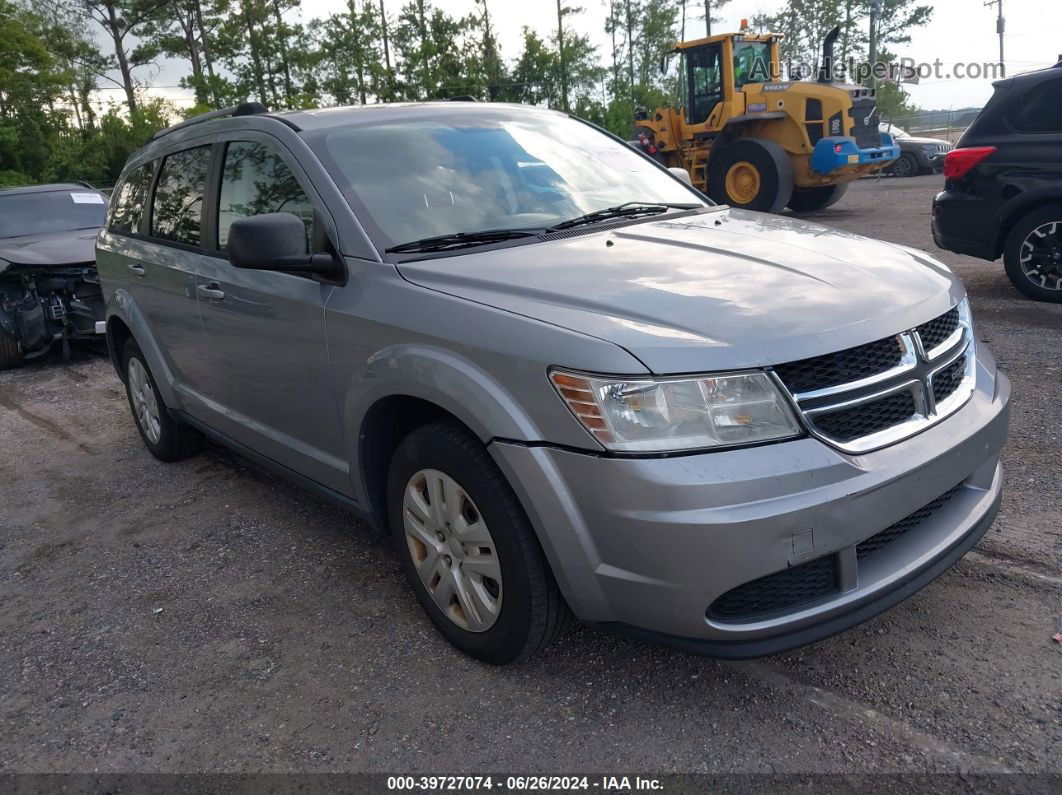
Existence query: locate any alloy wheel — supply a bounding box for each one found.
[127,358,162,444]
[402,468,502,632]
[1019,221,1062,292]
[892,154,914,178]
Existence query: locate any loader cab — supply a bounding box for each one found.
[679,34,780,127]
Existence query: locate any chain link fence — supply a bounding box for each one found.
[882,108,984,143]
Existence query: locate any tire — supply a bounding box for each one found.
[1003,204,1062,303]
[707,138,794,213]
[787,183,848,212]
[0,332,22,370]
[891,152,918,178]
[121,339,203,461]
[387,420,570,664]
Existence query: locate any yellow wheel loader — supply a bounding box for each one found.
[632,26,900,213]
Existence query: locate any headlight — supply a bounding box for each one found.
[550,369,803,453]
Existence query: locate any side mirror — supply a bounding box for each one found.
[668,167,693,186]
[227,212,338,278]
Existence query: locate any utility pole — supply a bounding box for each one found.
[868,0,880,90]
[704,0,710,37]
[984,0,1005,77]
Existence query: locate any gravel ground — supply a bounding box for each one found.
[0,175,1059,777]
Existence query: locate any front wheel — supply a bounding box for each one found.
[787,183,848,213]
[707,138,794,213]
[387,420,570,664]
[891,152,918,178]
[1003,205,1062,302]
[0,332,22,370]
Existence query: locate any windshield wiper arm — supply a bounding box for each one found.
[546,201,701,232]
[386,228,542,254]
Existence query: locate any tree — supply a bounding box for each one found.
[312,0,382,105]
[82,0,163,115]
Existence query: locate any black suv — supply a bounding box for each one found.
[0,183,108,367]
[932,61,1062,302]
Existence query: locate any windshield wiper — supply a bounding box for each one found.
[386,228,542,254]
[546,201,701,232]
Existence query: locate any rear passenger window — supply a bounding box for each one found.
[151,146,211,246]
[1009,81,1062,133]
[217,141,315,249]
[109,162,155,234]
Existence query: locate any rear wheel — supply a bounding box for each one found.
[707,138,794,213]
[387,420,570,664]
[0,333,22,370]
[1003,205,1062,302]
[122,339,203,461]
[891,152,918,178]
[786,183,848,212]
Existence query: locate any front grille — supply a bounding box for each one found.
[932,353,967,404]
[916,307,960,352]
[813,390,917,442]
[772,305,974,453]
[774,336,903,393]
[857,483,963,561]
[708,555,837,621]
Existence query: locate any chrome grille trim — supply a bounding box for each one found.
[774,302,976,454]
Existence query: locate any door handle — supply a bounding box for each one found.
[127,263,145,277]
[197,283,225,301]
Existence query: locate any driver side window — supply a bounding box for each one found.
[687,44,723,125]
[217,141,315,250]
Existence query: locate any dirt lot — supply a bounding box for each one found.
[1,175,1059,776]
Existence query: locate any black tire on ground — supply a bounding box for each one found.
[387,420,571,664]
[121,339,203,461]
[787,183,849,212]
[0,333,22,370]
[891,152,919,178]
[707,138,794,213]
[1002,203,1062,303]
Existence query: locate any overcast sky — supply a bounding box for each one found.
[135,0,1059,116]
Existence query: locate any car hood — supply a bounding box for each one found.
[900,136,950,146]
[395,208,963,374]
[0,228,100,270]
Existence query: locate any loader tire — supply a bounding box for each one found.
[0,332,22,370]
[707,138,794,213]
[787,183,848,213]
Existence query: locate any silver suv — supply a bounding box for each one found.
[96,102,1010,664]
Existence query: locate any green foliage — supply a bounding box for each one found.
[0,0,938,188]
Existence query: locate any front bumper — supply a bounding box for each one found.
[810,136,900,175]
[490,346,1010,657]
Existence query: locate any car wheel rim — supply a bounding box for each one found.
[127,358,162,444]
[402,468,502,632]
[894,156,913,177]
[1019,221,1062,291]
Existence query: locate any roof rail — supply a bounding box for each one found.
[153,102,270,140]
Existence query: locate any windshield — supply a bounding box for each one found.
[312,110,705,250]
[0,189,107,239]
[733,41,773,88]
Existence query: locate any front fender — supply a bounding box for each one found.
[343,342,577,507]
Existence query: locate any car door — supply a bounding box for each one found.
[105,146,210,395]
[191,132,349,494]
